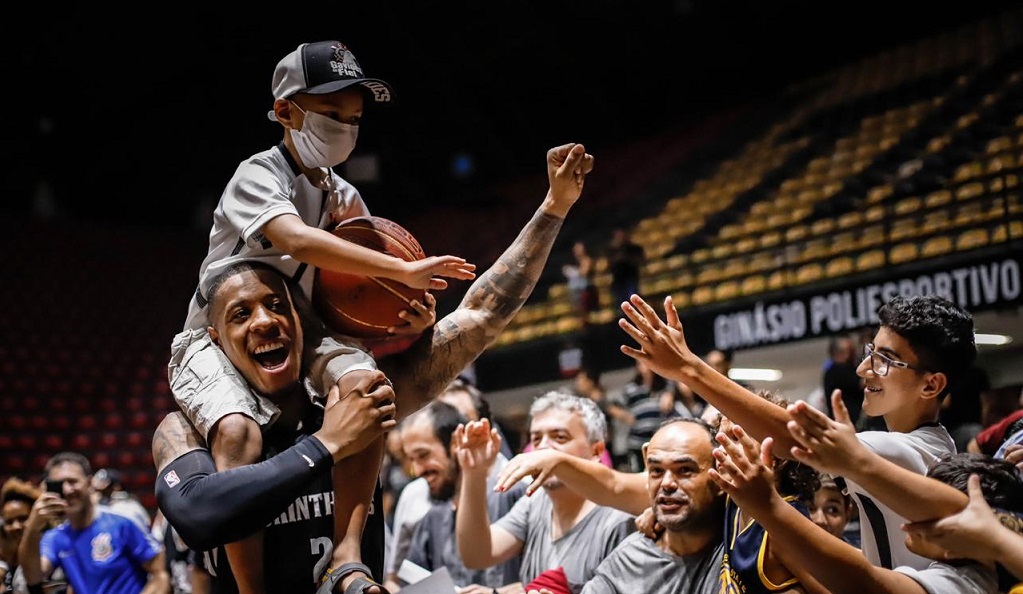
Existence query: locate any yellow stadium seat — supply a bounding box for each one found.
[811,218,835,236]
[867,184,894,204]
[890,219,919,242]
[889,242,919,265]
[712,243,734,260]
[740,274,767,296]
[758,231,782,250]
[767,270,788,291]
[825,257,854,278]
[715,281,740,301]
[548,283,568,300]
[859,225,886,249]
[691,285,715,306]
[856,249,886,271]
[992,221,1023,243]
[836,212,864,230]
[795,263,823,285]
[691,248,712,264]
[864,205,885,223]
[953,161,985,182]
[920,235,953,258]
[955,181,985,202]
[924,189,953,209]
[894,196,922,216]
[955,228,989,251]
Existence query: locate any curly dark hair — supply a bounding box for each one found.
[754,391,821,502]
[927,452,1023,513]
[877,295,976,396]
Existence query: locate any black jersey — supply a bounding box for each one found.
[206,407,385,594]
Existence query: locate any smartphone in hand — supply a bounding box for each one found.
[44,479,63,495]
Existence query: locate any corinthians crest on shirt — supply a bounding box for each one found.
[329,43,363,79]
[91,532,114,562]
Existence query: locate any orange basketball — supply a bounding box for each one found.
[312,216,427,340]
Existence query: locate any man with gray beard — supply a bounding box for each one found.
[580,419,725,594]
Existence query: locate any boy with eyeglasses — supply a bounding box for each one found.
[619,293,977,571]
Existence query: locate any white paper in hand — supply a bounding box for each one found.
[398,565,458,594]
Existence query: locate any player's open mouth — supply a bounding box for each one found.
[252,341,288,369]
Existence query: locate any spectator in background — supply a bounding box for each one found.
[151,511,209,594]
[1,478,51,594]
[91,468,151,534]
[562,240,599,329]
[808,474,858,547]
[619,360,677,472]
[384,379,515,592]
[823,334,864,428]
[606,228,644,307]
[456,392,635,594]
[19,452,168,594]
[572,366,628,468]
[400,401,526,591]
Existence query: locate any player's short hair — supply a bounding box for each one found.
[927,452,1023,513]
[204,261,292,325]
[407,400,469,454]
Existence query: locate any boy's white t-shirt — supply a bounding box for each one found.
[846,424,956,571]
[183,144,369,331]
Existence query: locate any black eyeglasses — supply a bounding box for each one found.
[862,343,925,376]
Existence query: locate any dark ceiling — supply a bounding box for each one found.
[8,1,1017,229]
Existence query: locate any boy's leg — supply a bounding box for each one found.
[324,434,387,594]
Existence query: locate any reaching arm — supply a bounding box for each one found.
[903,473,1023,581]
[786,393,967,522]
[262,213,476,291]
[708,426,927,594]
[455,420,525,569]
[618,295,797,454]
[382,143,594,420]
[494,448,648,516]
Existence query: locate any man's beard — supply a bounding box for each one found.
[429,478,457,502]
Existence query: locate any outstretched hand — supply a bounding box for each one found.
[708,423,778,515]
[785,390,867,477]
[619,295,695,379]
[454,419,502,477]
[403,255,476,290]
[494,448,567,496]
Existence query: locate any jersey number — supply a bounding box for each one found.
[311,536,332,584]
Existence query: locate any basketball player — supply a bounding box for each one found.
[165,39,476,594]
[154,142,595,594]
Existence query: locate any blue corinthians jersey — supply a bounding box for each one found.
[205,407,385,594]
[719,495,808,594]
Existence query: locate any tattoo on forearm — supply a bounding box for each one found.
[387,209,564,417]
[152,412,206,471]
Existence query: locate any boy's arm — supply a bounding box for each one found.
[709,425,927,594]
[618,294,797,453]
[139,550,171,594]
[262,213,476,290]
[494,449,648,516]
[455,420,525,569]
[786,393,967,522]
[381,143,593,420]
[903,473,1023,580]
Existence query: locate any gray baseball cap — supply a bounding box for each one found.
[267,40,394,121]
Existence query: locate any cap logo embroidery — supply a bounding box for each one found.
[329,43,363,79]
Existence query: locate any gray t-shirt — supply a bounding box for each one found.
[580,531,724,594]
[893,560,997,594]
[494,489,635,594]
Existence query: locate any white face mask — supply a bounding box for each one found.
[289,102,359,168]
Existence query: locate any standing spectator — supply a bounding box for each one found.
[19,452,168,594]
[823,334,864,428]
[91,469,151,534]
[562,240,598,327]
[572,367,628,468]
[622,362,689,473]
[606,228,644,306]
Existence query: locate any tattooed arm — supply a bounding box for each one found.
[382,143,594,420]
